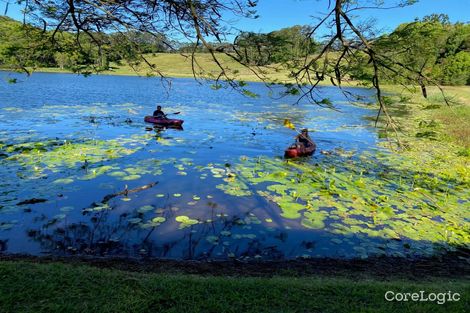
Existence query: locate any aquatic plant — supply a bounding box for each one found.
[215,150,470,254]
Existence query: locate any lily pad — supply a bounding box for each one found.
[152,217,166,223]
[128,218,142,224]
[175,215,198,229]
[121,174,141,181]
[138,205,154,213]
[53,178,74,185]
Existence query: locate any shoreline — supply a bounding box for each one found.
[1,250,469,279]
[0,67,350,86]
[3,69,468,93]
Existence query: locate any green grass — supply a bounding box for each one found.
[32,52,296,83]
[380,85,470,148]
[27,52,351,86]
[0,261,468,313]
[426,87,470,148]
[434,105,470,148]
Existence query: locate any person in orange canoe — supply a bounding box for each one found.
[295,129,315,149]
[153,105,167,119]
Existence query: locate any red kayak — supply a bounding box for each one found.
[284,143,316,158]
[144,116,184,126]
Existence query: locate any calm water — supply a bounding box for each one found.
[0,71,382,260]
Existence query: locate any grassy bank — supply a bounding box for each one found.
[0,260,468,313]
[22,53,295,83]
[379,85,470,150]
[427,87,470,149]
[7,52,355,86]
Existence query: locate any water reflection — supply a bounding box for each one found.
[27,200,291,260]
[149,125,184,132]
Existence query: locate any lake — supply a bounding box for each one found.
[1,72,466,260]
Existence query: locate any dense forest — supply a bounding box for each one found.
[0,16,169,72]
[1,14,469,85]
[352,14,470,86]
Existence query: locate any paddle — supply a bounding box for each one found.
[161,111,181,119]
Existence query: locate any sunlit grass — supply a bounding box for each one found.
[30,52,350,85]
[381,85,470,148]
[32,53,294,83]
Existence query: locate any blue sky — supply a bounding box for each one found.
[2,0,469,39]
[232,0,470,34]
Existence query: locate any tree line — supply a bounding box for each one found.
[348,14,470,86]
[0,16,169,73]
[1,13,469,85]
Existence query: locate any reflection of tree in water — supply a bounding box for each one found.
[175,204,287,260]
[28,210,133,256]
[0,239,7,252]
[27,200,288,260]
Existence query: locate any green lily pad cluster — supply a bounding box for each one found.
[215,151,470,252]
[140,216,167,229]
[4,139,138,175]
[83,203,112,213]
[196,163,253,196]
[0,136,153,211]
[175,215,199,229]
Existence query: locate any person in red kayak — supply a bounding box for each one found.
[153,105,167,119]
[295,129,315,148]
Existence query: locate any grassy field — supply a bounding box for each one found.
[379,85,470,149]
[0,261,468,313]
[427,86,470,148]
[34,52,295,83]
